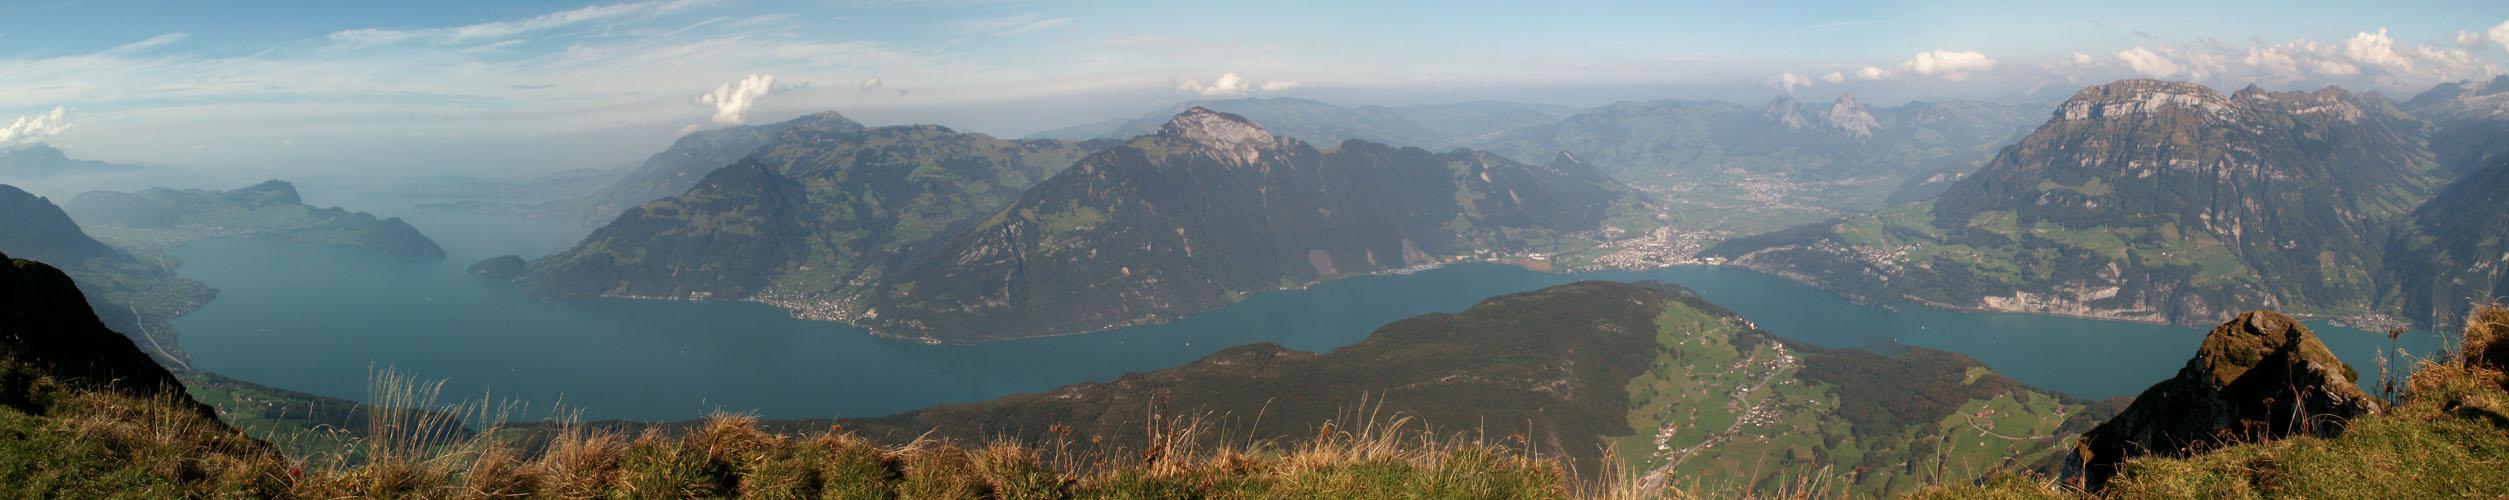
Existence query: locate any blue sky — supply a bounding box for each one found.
[5,0,2509,175]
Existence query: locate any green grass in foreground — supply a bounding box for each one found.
[1914,305,2509,499]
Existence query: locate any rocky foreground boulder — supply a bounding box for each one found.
[2077,310,2378,489]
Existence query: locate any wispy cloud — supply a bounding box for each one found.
[946,14,1072,37]
[101,33,188,55]
[328,0,708,47]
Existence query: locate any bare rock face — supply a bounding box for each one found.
[2078,310,2377,489]
[1158,107,1285,165]
[1824,91,1879,138]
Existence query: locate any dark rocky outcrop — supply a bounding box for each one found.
[0,251,206,417]
[2078,310,2378,489]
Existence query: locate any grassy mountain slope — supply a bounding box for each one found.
[570,112,867,226]
[767,281,2094,496]
[1924,305,2509,498]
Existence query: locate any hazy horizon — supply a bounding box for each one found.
[8,1,2509,178]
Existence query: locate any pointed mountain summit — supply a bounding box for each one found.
[2077,311,2375,489]
[1761,95,1811,129]
[1824,91,1879,138]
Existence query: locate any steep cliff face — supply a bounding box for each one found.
[1711,80,2443,325]
[2077,311,2376,489]
[857,108,1646,341]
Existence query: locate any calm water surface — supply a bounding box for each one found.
[172,201,2449,420]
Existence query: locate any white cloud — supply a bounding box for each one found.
[1820,71,1845,84]
[2115,46,2183,78]
[859,77,884,93]
[0,107,71,146]
[1769,72,1814,93]
[698,74,779,125]
[1900,50,1996,80]
[1175,73,1299,97]
[2453,21,2509,54]
[1854,66,1889,80]
[2490,21,2509,53]
[2343,29,2415,73]
[2457,29,2488,49]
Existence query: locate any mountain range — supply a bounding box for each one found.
[1472,93,2044,209]
[1709,80,2449,326]
[854,108,1653,341]
[526,120,1101,303]
[65,180,446,261]
[569,112,871,227]
[0,185,207,360]
[0,143,141,179]
[521,107,1653,342]
[1023,97,1573,151]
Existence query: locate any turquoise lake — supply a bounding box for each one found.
[170,202,2451,421]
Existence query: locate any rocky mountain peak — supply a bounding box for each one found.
[1761,95,1811,129]
[1824,91,1879,138]
[2057,79,2235,122]
[1159,107,1280,163]
[2077,310,2377,489]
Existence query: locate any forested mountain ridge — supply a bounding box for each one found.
[855,108,1656,341]
[525,122,1101,306]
